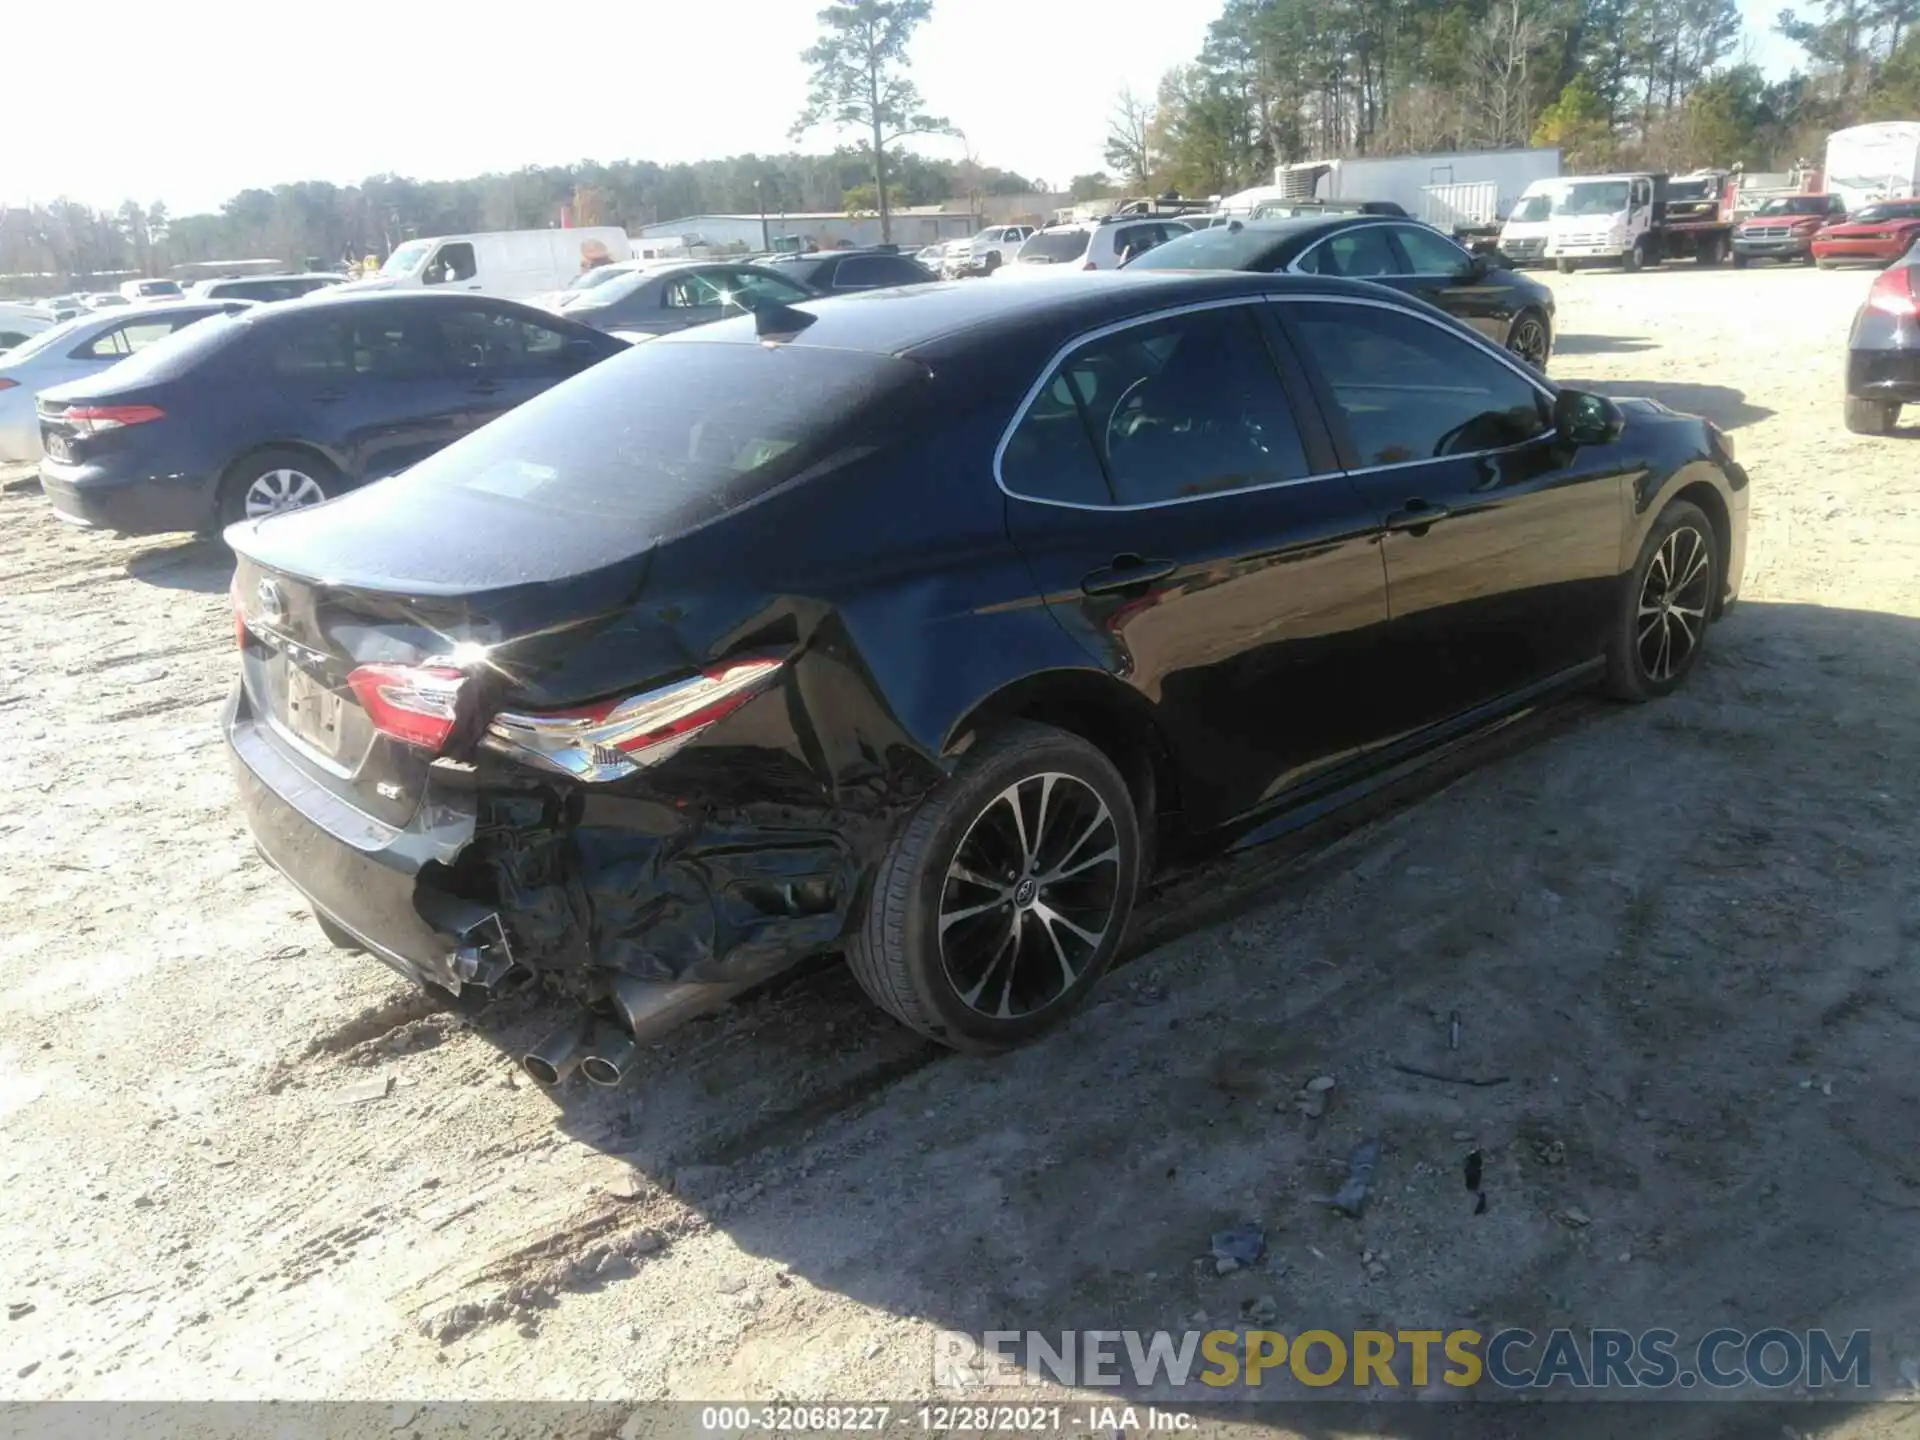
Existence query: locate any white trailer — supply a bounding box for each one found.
[1823,123,1920,211]
[1274,148,1562,226]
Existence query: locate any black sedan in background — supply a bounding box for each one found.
[550,260,818,336]
[758,246,939,293]
[36,291,627,534]
[1844,239,1919,435]
[1126,214,1557,369]
[223,271,1745,1080]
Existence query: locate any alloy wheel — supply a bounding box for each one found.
[244,468,327,519]
[937,772,1122,1020]
[1637,525,1713,682]
[1508,316,1549,369]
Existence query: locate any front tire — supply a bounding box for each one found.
[1622,241,1643,273]
[1556,257,1575,275]
[218,447,339,529]
[1732,253,1749,269]
[846,721,1141,1052]
[1845,396,1900,435]
[1605,501,1719,702]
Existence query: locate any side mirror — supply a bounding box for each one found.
[563,337,601,364]
[1554,388,1625,446]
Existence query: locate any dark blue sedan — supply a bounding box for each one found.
[36,291,628,535]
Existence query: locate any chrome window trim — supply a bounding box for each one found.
[992,290,1560,512]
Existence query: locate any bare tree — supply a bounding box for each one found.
[1467,0,1547,146]
[1104,86,1157,189]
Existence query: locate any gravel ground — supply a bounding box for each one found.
[2,266,1918,1436]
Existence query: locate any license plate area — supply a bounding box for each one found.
[283,665,347,757]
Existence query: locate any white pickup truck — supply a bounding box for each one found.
[944,225,1035,277]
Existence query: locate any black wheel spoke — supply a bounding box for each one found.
[939,771,1122,1020]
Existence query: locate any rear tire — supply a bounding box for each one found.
[1604,501,1719,702]
[1505,308,1552,370]
[1815,258,1835,270]
[217,447,340,530]
[1732,253,1749,269]
[1556,257,1575,275]
[1804,250,1821,267]
[846,721,1141,1052]
[1845,396,1900,435]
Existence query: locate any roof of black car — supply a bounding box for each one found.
[660,270,1391,357]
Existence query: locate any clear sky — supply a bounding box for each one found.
[5,0,1804,217]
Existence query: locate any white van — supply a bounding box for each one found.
[340,227,634,301]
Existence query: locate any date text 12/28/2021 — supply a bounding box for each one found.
[698,1406,1194,1432]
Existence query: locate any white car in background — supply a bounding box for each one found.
[0,300,248,462]
[992,217,1193,277]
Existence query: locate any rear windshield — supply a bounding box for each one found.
[1017,230,1092,263]
[1125,225,1284,270]
[88,310,245,382]
[378,338,930,537]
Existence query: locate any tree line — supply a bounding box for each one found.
[1085,0,1920,200]
[0,149,1037,290]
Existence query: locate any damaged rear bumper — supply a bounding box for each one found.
[226,681,887,1006]
[225,683,500,993]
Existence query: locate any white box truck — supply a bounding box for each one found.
[1823,123,1920,211]
[1273,148,1561,228]
[339,227,634,301]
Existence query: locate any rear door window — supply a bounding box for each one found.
[663,273,726,309]
[832,256,923,289]
[1018,230,1092,264]
[268,310,442,381]
[1001,303,1312,506]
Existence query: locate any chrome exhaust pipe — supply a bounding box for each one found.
[606,973,750,1044]
[580,1023,639,1087]
[523,1017,589,1086]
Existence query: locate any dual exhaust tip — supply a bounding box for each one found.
[523,1019,635,1088]
[521,975,746,1088]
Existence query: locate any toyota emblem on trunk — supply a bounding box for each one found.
[255,578,284,625]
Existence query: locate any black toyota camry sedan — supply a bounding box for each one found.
[224,272,1746,1080]
[1126,214,1558,370]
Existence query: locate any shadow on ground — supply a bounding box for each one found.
[1561,377,1776,431]
[407,597,1920,1431]
[1554,334,1659,357]
[123,536,232,593]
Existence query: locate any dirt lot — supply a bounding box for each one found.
[3,266,1919,1433]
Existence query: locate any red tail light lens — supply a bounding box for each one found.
[63,404,165,433]
[347,664,465,751]
[1868,266,1918,317]
[1082,259,1098,270]
[487,657,782,781]
[0,379,17,392]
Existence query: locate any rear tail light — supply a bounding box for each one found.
[63,403,165,433]
[487,657,783,781]
[230,573,247,648]
[0,379,17,392]
[1868,266,1918,318]
[348,663,465,752]
[1082,259,1098,270]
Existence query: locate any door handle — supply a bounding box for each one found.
[1384,499,1451,534]
[1081,555,1177,596]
